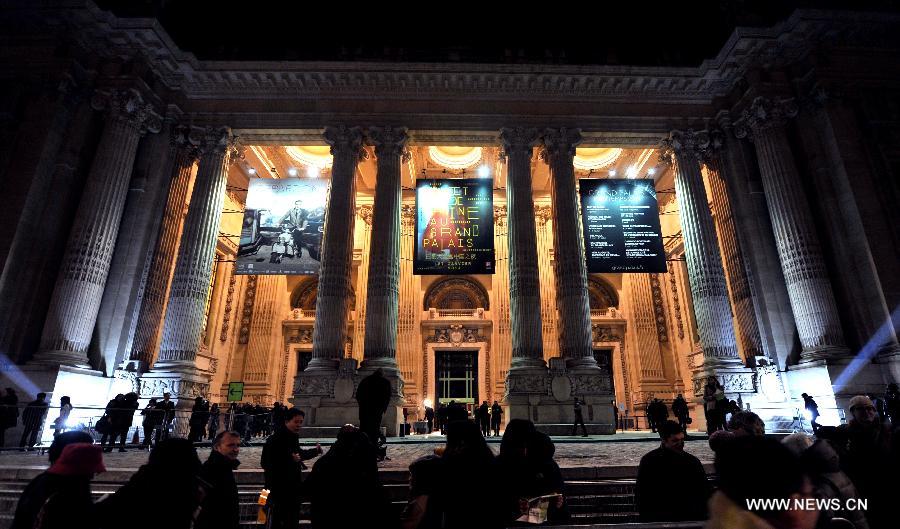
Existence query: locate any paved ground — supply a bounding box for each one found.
[0,431,714,471]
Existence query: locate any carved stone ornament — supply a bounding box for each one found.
[720,373,755,392]
[91,88,162,134]
[539,128,582,163]
[733,97,799,139]
[569,373,612,396]
[551,375,572,402]
[534,205,552,226]
[499,127,540,158]
[505,373,549,395]
[659,129,709,165]
[357,204,374,225]
[299,375,335,396]
[367,126,410,158]
[114,370,140,394]
[139,378,209,399]
[323,125,367,161]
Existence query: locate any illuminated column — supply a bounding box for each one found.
[244,275,287,403]
[540,128,596,368]
[308,126,366,371]
[362,126,409,371]
[704,142,765,363]
[625,274,665,379]
[500,128,545,371]
[157,127,237,365]
[127,127,197,369]
[662,130,742,366]
[735,97,848,360]
[36,89,161,367]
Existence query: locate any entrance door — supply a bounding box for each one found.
[593,348,615,395]
[435,350,478,415]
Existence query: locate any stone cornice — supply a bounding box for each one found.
[20,4,900,126]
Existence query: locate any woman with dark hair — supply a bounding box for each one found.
[498,419,568,525]
[97,438,203,529]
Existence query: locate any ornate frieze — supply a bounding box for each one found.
[238,275,257,344]
[140,378,209,399]
[649,274,668,342]
[668,269,685,340]
[220,267,237,342]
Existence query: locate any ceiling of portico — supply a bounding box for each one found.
[229,144,673,203]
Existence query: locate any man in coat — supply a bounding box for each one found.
[356,368,392,449]
[636,420,710,522]
[197,431,241,529]
[19,392,48,449]
[261,408,322,529]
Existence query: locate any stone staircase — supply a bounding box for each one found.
[0,467,710,528]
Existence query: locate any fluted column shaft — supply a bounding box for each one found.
[735,98,847,360]
[500,128,545,369]
[37,89,160,366]
[362,127,408,367]
[706,155,764,363]
[245,276,285,384]
[540,128,596,367]
[626,274,665,379]
[158,127,235,364]
[128,130,197,366]
[664,130,741,364]
[309,126,365,370]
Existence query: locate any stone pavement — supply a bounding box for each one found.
[0,431,714,472]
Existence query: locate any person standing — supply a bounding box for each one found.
[636,421,710,522]
[1,388,19,447]
[196,431,241,529]
[424,405,434,434]
[672,394,689,432]
[261,408,322,529]
[157,392,176,439]
[490,401,503,437]
[801,393,820,433]
[140,398,161,448]
[478,401,490,437]
[279,199,309,256]
[20,392,49,449]
[437,403,448,434]
[703,377,723,434]
[572,397,587,437]
[356,369,392,450]
[207,403,220,441]
[188,397,207,443]
[52,396,73,437]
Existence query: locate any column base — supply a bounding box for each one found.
[799,346,851,364]
[31,351,92,370]
[304,357,341,371]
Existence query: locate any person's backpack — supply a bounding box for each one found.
[95,415,111,435]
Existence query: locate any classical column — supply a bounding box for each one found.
[500,128,545,370]
[735,97,848,361]
[244,275,288,403]
[36,89,161,367]
[308,126,366,371]
[157,126,237,366]
[661,130,742,367]
[540,128,596,368]
[703,137,765,364]
[362,126,409,371]
[127,127,197,369]
[625,274,666,379]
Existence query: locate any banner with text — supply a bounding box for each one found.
[415,178,494,275]
[236,178,328,275]
[579,178,667,273]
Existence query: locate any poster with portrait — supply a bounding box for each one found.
[235,178,329,275]
[579,178,667,273]
[414,178,495,275]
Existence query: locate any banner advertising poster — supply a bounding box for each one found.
[415,178,495,275]
[236,178,328,275]
[579,178,667,273]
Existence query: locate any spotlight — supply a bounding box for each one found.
[423,398,433,408]
[477,164,490,178]
[247,167,256,175]
[647,168,656,176]
[306,166,319,178]
[626,166,637,178]
[609,169,617,177]
[287,167,298,177]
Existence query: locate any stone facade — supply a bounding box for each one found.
[1,3,898,442]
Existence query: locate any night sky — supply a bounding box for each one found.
[95,0,898,65]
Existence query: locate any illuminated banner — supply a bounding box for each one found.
[415,178,494,275]
[236,178,328,275]
[579,178,667,273]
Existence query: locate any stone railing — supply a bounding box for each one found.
[288,308,318,319]
[428,307,485,319]
[590,307,623,319]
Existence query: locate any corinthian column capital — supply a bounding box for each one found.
[91,89,162,134]
[366,126,409,159]
[324,125,367,161]
[499,127,540,157]
[733,96,799,139]
[539,128,582,163]
[660,128,711,165]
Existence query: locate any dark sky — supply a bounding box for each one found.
[95,0,899,66]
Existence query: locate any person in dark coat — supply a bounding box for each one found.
[140,398,161,447]
[20,392,48,448]
[636,421,710,522]
[207,403,220,440]
[446,400,467,423]
[356,368,392,450]
[307,425,394,529]
[437,403,447,434]
[188,397,208,442]
[672,394,690,432]
[1,388,19,446]
[802,393,820,433]
[12,442,105,529]
[157,392,176,439]
[97,438,203,529]
[196,431,241,529]
[478,401,490,437]
[572,397,587,437]
[490,401,503,437]
[424,405,434,434]
[261,408,322,529]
